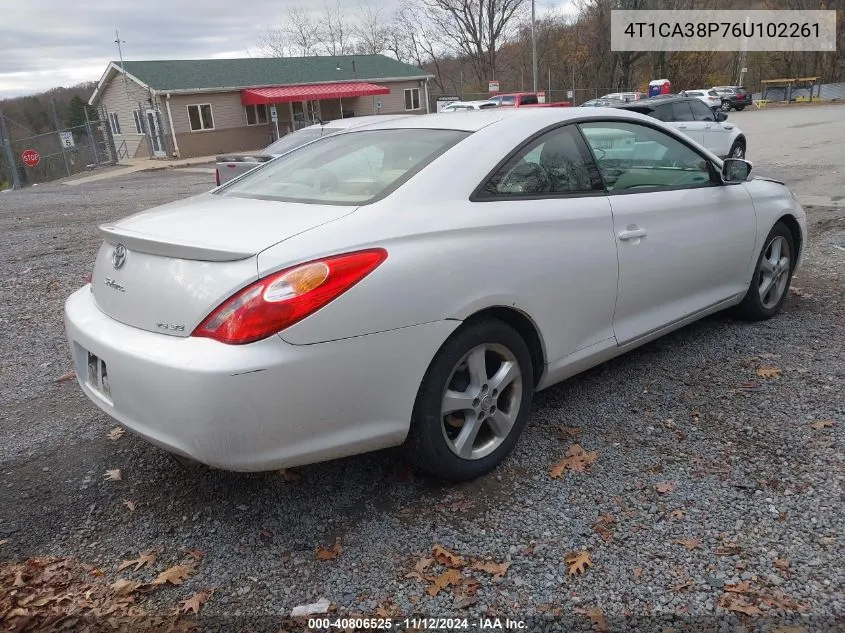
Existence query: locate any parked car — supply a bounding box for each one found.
[680,89,723,110]
[579,98,626,107]
[601,92,644,102]
[486,92,571,107]
[440,101,499,112]
[215,115,410,186]
[614,95,747,158]
[66,108,804,481]
[711,86,753,111]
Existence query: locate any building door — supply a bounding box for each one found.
[145,109,166,157]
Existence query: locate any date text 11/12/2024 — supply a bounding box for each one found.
[307,617,527,630]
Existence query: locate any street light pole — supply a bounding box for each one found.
[531,0,538,93]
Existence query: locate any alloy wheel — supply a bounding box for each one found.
[758,235,791,309]
[732,144,745,158]
[440,343,523,460]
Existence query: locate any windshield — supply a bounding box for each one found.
[219,128,469,205]
[263,127,341,155]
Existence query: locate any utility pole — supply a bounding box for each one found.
[531,0,538,93]
[0,111,22,190]
[115,30,133,115]
[51,98,71,177]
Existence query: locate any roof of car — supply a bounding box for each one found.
[612,95,696,110]
[305,114,411,130]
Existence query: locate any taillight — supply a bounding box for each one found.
[192,249,387,345]
[215,169,221,187]
[86,272,92,284]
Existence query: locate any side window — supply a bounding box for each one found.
[651,105,673,122]
[478,125,602,197]
[521,94,539,105]
[671,101,695,121]
[689,100,716,122]
[579,121,713,192]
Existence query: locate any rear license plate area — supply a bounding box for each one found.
[86,351,111,398]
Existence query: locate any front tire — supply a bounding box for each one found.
[734,222,795,321]
[736,106,745,111]
[729,139,746,159]
[721,101,732,112]
[407,318,534,481]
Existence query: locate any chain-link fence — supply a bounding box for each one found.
[0,106,117,190]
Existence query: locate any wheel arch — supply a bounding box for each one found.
[775,214,803,268]
[461,306,547,387]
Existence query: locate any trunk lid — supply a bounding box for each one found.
[91,193,356,336]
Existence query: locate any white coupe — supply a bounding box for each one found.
[65,108,806,481]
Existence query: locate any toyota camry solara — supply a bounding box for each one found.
[65,108,807,481]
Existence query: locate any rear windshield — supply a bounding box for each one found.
[263,127,341,156]
[500,96,517,105]
[218,128,469,205]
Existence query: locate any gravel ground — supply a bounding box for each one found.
[0,165,843,633]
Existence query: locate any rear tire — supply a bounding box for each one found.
[406,318,534,481]
[736,106,745,111]
[733,222,795,321]
[721,101,732,112]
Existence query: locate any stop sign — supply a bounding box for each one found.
[22,149,40,168]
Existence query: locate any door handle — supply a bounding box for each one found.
[677,124,688,129]
[618,227,647,241]
[704,124,712,129]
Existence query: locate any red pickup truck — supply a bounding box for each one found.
[487,92,571,108]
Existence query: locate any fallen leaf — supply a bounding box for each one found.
[670,509,685,520]
[671,578,694,592]
[55,371,75,383]
[110,578,142,595]
[315,537,343,561]
[432,544,466,569]
[152,564,194,586]
[756,367,782,379]
[103,469,122,482]
[0,538,9,546]
[413,557,434,575]
[675,537,701,551]
[13,570,25,587]
[427,569,463,596]
[107,427,126,441]
[117,550,156,572]
[714,542,742,556]
[633,567,643,579]
[471,560,510,580]
[585,607,610,633]
[724,581,752,594]
[177,590,212,615]
[522,542,535,556]
[184,549,205,561]
[810,419,834,430]
[564,551,592,576]
[655,482,676,494]
[550,443,599,478]
[720,593,762,615]
[122,500,136,512]
[277,468,300,482]
[774,558,790,571]
[455,577,481,597]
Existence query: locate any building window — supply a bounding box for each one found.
[108,112,121,135]
[245,104,268,125]
[187,104,214,131]
[132,110,144,134]
[404,88,421,111]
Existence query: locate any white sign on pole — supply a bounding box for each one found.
[488,80,500,93]
[270,105,278,122]
[375,98,382,111]
[59,131,75,148]
[567,90,574,99]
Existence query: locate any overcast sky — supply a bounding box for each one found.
[1,0,575,99]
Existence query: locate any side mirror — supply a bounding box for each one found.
[715,111,728,122]
[721,158,752,182]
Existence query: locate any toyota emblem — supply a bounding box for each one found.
[111,244,127,269]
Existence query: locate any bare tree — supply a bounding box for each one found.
[256,7,321,58]
[319,0,352,56]
[389,2,450,92]
[419,0,528,84]
[353,2,391,55]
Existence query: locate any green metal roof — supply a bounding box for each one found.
[116,55,431,91]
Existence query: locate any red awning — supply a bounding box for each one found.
[241,82,390,105]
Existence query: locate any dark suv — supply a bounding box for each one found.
[711,86,753,111]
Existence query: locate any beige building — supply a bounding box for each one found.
[88,55,434,159]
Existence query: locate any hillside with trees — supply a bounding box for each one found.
[0,82,97,140]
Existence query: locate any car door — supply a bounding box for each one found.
[666,100,707,145]
[473,124,619,363]
[689,99,733,156]
[578,120,757,345]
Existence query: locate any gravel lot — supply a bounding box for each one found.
[1,110,843,632]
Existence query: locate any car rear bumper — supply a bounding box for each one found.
[64,286,458,471]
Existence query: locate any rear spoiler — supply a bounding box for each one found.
[98,225,254,262]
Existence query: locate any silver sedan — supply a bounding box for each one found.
[65,108,807,481]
